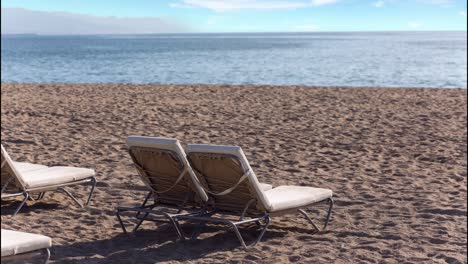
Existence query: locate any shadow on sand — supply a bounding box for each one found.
[50,223,304,263]
[1,200,62,216]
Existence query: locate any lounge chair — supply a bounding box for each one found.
[116,136,211,239]
[116,136,274,239]
[177,144,334,248]
[1,144,97,216]
[1,229,52,264]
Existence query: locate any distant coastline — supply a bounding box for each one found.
[1,30,467,36]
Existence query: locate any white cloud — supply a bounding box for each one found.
[373,1,385,7]
[169,3,194,8]
[460,11,467,17]
[1,8,190,35]
[426,0,452,4]
[171,0,339,12]
[310,0,338,6]
[417,0,454,7]
[408,21,423,28]
[294,24,320,31]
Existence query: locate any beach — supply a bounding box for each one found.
[1,83,466,263]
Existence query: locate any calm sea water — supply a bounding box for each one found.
[1,32,467,88]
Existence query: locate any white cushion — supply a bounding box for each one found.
[264,186,332,212]
[127,136,209,202]
[22,166,95,189]
[12,162,48,173]
[1,229,52,257]
[259,183,273,191]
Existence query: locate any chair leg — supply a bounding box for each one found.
[57,177,97,208]
[29,192,46,201]
[256,216,271,244]
[231,215,271,249]
[13,192,29,217]
[116,194,159,235]
[298,198,334,232]
[134,192,152,219]
[323,198,334,230]
[116,207,185,241]
[38,192,46,200]
[132,212,151,233]
[85,177,97,206]
[178,211,215,241]
[45,248,51,264]
[132,192,158,233]
[116,209,154,235]
[116,209,129,234]
[167,215,184,241]
[231,224,248,249]
[58,188,84,208]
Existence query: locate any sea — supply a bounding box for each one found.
[1,31,467,88]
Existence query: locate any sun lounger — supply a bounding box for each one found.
[1,144,97,216]
[115,136,210,239]
[178,144,334,248]
[1,229,52,264]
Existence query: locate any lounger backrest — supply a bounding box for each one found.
[127,136,208,206]
[1,145,26,191]
[186,144,272,214]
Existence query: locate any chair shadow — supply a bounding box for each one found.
[1,200,62,216]
[51,223,290,263]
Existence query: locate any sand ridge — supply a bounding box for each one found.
[1,83,467,263]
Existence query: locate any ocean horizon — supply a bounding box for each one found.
[1,31,467,88]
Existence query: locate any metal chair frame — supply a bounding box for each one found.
[116,191,207,240]
[177,197,333,249]
[1,176,97,216]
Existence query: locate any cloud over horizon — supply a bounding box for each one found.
[170,0,339,12]
[373,1,385,8]
[1,8,191,35]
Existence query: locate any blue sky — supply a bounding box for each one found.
[2,0,467,32]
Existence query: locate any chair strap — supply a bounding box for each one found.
[133,163,188,194]
[192,168,251,196]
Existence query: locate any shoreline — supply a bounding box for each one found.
[1,82,467,90]
[1,83,466,263]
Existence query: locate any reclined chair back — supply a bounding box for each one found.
[1,145,26,194]
[127,136,208,207]
[186,144,272,215]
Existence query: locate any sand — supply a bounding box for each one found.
[1,83,466,263]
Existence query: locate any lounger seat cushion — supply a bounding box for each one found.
[1,229,52,257]
[264,186,332,212]
[12,162,48,173]
[259,183,273,191]
[21,167,95,189]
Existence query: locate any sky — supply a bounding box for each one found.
[1,0,467,34]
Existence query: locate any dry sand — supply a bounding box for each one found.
[1,83,467,263]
